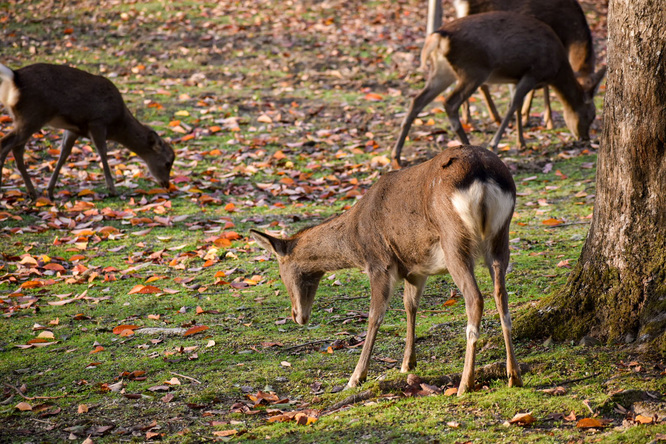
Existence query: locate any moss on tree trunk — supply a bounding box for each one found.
[515,0,666,354]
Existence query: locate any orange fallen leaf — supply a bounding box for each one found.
[183,325,209,336]
[113,325,140,335]
[576,417,604,428]
[509,412,536,425]
[542,217,564,226]
[15,402,32,411]
[213,430,237,437]
[364,92,383,101]
[444,387,458,396]
[635,415,653,424]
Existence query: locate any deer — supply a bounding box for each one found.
[391,12,606,167]
[0,63,175,200]
[453,0,598,129]
[251,144,522,395]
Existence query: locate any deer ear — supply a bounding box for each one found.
[250,229,290,257]
[586,66,607,96]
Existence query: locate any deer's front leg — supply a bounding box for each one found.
[401,275,427,373]
[348,267,397,388]
[89,127,117,196]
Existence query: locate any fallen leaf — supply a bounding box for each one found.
[576,417,604,428]
[183,325,209,336]
[444,387,458,396]
[15,402,32,411]
[113,325,140,335]
[509,412,536,426]
[635,414,653,424]
[213,430,238,437]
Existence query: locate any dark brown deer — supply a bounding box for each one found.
[252,145,522,395]
[454,0,598,129]
[391,12,605,167]
[0,63,175,200]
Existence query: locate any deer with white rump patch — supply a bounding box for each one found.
[0,63,175,200]
[391,12,606,167]
[252,145,522,395]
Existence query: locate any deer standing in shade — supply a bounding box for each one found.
[0,63,175,200]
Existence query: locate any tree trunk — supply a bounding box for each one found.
[515,0,666,353]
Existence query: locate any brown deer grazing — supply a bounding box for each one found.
[391,12,606,167]
[252,145,522,395]
[0,63,175,200]
[454,0,598,129]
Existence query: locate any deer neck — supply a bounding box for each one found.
[289,213,361,274]
[108,111,151,153]
[551,66,587,112]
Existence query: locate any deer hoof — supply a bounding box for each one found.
[508,374,523,388]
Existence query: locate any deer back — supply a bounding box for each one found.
[253,145,515,296]
[454,0,595,77]
[435,12,569,86]
[8,63,128,133]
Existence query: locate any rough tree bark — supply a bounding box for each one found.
[515,0,666,353]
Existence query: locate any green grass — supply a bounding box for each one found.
[1,0,664,443]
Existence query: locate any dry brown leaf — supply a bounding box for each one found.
[444,387,458,396]
[113,325,140,335]
[509,412,536,425]
[576,417,604,428]
[212,430,238,437]
[15,402,32,411]
[183,325,209,336]
[634,414,653,424]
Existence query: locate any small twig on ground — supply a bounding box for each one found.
[170,372,202,385]
[388,308,448,313]
[4,384,67,400]
[534,372,601,389]
[322,389,374,415]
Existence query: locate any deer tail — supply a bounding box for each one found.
[420,32,450,72]
[0,64,14,83]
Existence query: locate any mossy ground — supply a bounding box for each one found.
[1,0,664,442]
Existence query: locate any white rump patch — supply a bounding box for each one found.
[453,0,470,18]
[0,64,19,109]
[451,180,514,239]
[466,324,479,342]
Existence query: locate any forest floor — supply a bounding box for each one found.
[1,0,664,443]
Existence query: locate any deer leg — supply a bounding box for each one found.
[1,129,39,199]
[447,257,483,396]
[11,142,39,199]
[479,85,502,125]
[490,77,536,151]
[348,267,397,388]
[0,133,18,195]
[543,86,553,129]
[47,130,78,201]
[444,80,483,146]
[401,275,427,373]
[521,89,535,127]
[88,127,117,196]
[515,97,526,149]
[486,250,522,389]
[461,100,471,125]
[392,68,456,167]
